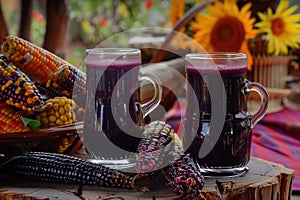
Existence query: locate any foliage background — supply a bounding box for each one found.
[1,0,171,66]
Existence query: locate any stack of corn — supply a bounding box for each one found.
[1,36,86,105]
[0,35,86,134]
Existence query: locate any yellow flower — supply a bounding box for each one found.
[168,0,186,33]
[190,0,257,70]
[256,0,300,55]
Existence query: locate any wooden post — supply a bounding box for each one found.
[0,2,8,46]
[18,0,33,41]
[43,0,71,58]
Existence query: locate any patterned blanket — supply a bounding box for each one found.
[166,101,300,191]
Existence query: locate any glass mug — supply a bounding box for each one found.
[84,48,162,161]
[183,53,269,176]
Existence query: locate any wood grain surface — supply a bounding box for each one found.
[0,157,294,200]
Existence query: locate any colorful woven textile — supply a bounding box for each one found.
[166,101,300,191]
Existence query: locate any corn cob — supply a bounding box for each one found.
[7,151,146,191]
[0,54,44,112]
[136,120,204,198]
[163,153,205,199]
[0,102,31,133]
[51,64,86,99]
[136,120,179,178]
[35,96,76,128]
[2,36,87,107]
[1,36,67,83]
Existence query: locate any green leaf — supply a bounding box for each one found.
[22,117,41,131]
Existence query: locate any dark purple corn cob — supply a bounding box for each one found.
[136,121,177,178]
[163,153,205,199]
[51,64,86,107]
[11,151,144,190]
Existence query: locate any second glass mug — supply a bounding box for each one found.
[183,52,269,176]
[83,48,162,161]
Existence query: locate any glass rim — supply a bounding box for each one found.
[86,48,141,55]
[185,52,247,60]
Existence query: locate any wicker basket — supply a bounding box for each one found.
[0,122,83,156]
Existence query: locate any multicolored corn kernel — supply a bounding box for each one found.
[163,153,205,199]
[32,79,63,98]
[0,55,44,112]
[0,102,31,133]
[1,35,68,83]
[51,64,86,97]
[136,120,183,178]
[9,151,140,190]
[35,96,76,128]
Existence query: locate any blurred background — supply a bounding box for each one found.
[0,0,171,66]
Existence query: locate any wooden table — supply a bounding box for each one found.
[0,157,295,200]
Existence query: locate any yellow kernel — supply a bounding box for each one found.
[48,115,56,123]
[46,80,51,88]
[64,104,71,112]
[23,82,31,87]
[15,87,21,94]
[65,119,73,125]
[56,119,64,126]
[41,117,49,125]
[17,77,25,82]
[60,115,68,122]
[25,86,33,91]
[40,111,47,117]
[32,96,39,102]
[1,85,5,91]
[52,98,59,103]
[46,102,53,108]
[53,103,59,110]
[66,99,73,105]
[55,111,60,118]
[65,111,72,119]
[27,97,33,104]
[59,107,65,115]
[49,122,56,127]
[25,90,34,96]
[52,82,59,88]
[14,102,21,108]
[5,80,13,87]
[58,99,65,106]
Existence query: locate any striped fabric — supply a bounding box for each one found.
[166,101,300,191]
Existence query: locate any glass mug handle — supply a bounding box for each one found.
[140,73,162,118]
[244,80,269,128]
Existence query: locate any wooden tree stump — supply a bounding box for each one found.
[0,157,294,200]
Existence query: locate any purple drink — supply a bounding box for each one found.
[184,53,269,176]
[84,50,144,158]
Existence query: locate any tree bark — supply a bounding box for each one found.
[18,0,33,41]
[43,0,71,58]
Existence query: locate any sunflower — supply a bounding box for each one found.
[168,0,209,50]
[191,0,257,70]
[168,0,186,33]
[256,0,300,55]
